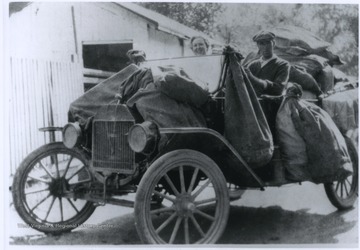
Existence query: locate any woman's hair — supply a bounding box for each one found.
[190,36,209,49]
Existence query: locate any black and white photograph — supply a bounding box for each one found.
[2,0,359,247]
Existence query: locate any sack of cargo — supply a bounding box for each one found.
[271,26,343,66]
[126,82,207,128]
[224,50,274,168]
[152,65,210,108]
[68,64,143,125]
[276,94,310,181]
[271,26,330,53]
[315,64,334,93]
[277,84,352,183]
[274,49,326,78]
[289,66,322,95]
[315,48,344,66]
[292,99,351,183]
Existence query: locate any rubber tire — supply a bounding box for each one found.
[324,137,358,210]
[12,142,96,234]
[134,149,230,244]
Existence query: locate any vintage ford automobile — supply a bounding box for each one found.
[12,51,358,244]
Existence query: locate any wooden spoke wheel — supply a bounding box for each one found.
[12,143,95,234]
[135,149,229,244]
[324,138,358,210]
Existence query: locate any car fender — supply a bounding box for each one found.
[157,127,265,189]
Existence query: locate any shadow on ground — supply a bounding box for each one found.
[10,205,357,245]
[218,205,356,244]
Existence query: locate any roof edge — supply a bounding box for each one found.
[113,2,160,29]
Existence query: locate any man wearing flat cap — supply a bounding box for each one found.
[244,31,290,96]
[126,49,146,65]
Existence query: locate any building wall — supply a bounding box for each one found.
[9,2,189,63]
[147,24,184,59]
[9,2,76,61]
[76,2,147,59]
[76,3,190,59]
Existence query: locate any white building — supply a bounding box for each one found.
[9,2,220,67]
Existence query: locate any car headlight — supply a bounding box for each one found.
[128,121,158,154]
[63,122,82,149]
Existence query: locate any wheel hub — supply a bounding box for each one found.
[48,178,69,197]
[175,194,195,217]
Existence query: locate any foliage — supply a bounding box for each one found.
[138,2,224,35]
[293,4,358,76]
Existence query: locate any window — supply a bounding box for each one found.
[82,41,133,72]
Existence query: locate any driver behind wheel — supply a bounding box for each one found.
[243,31,291,136]
[244,31,290,97]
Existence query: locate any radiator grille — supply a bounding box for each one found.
[92,120,135,174]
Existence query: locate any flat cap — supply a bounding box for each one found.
[253,31,275,42]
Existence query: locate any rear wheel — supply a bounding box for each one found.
[12,142,96,234]
[324,138,358,210]
[135,149,229,244]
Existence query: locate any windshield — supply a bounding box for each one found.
[140,55,224,93]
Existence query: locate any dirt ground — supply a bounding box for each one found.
[8,182,358,246]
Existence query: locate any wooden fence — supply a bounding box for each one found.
[9,58,84,175]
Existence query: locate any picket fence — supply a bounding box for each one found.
[9,58,84,175]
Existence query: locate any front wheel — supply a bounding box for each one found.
[12,142,96,234]
[135,149,230,244]
[324,137,358,210]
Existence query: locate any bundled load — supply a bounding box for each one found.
[269,26,343,66]
[288,65,322,96]
[243,26,347,96]
[274,50,335,93]
[126,65,210,128]
[68,64,146,125]
[276,84,352,183]
[69,62,210,131]
[270,26,330,52]
[271,26,358,153]
[270,26,343,93]
[243,51,326,96]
